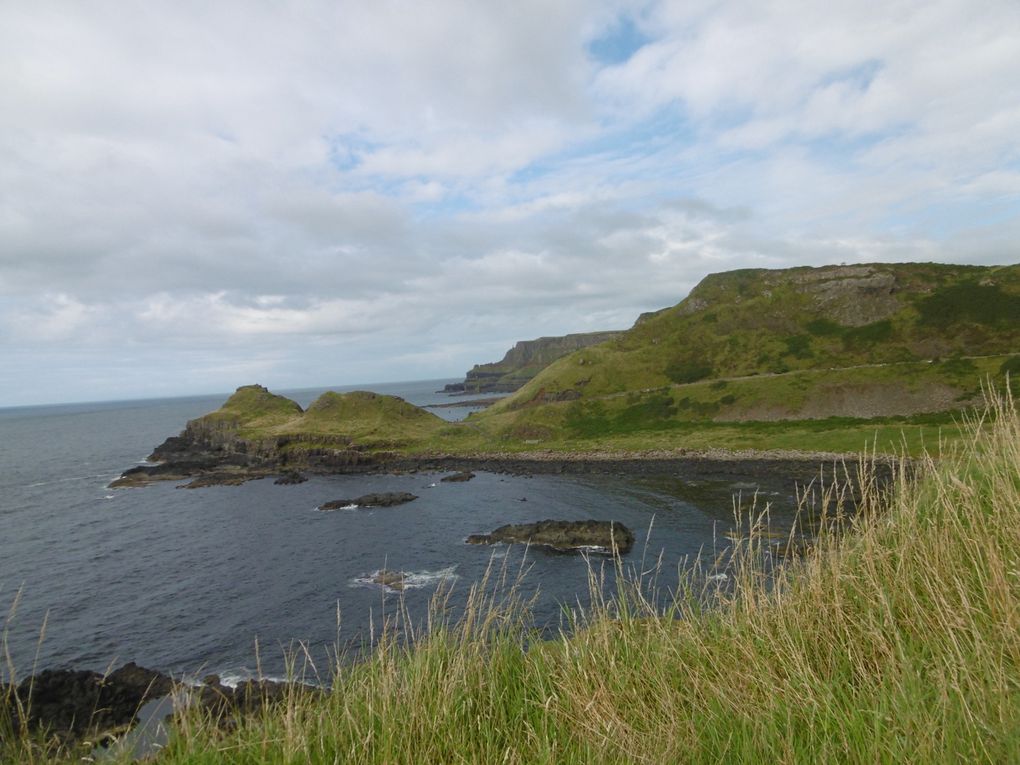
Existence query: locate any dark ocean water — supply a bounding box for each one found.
[0,379,807,684]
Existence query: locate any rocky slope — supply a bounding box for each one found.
[447,331,622,393]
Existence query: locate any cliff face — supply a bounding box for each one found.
[450,331,622,393]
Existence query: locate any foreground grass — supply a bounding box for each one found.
[6,395,1020,763]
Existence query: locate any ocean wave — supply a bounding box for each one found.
[350,565,458,593]
[26,473,115,488]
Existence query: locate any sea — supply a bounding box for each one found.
[0,378,811,685]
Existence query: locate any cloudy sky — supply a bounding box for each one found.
[2,1,1018,406]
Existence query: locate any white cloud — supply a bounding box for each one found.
[0,0,1017,405]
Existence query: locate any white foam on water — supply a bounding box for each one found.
[349,565,458,592]
[574,545,613,555]
[318,503,359,512]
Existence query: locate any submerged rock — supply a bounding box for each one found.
[371,569,407,591]
[466,519,634,554]
[441,470,475,483]
[319,492,418,510]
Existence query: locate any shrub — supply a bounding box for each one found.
[664,358,714,384]
[805,318,843,336]
[918,283,1020,327]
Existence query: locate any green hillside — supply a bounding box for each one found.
[473,263,1020,450]
[186,386,447,451]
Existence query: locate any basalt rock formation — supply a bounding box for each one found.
[467,519,635,554]
[319,492,418,510]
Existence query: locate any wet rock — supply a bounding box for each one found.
[319,492,418,510]
[441,470,475,483]
[195,678,306,721]
[466,519,634,554]
[274,470,308,485]
[371,569,406,591]
[179,471,266,489]
[6,662,172,746]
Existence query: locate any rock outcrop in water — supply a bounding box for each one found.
[466,519,635,554]
[319,492,418,510]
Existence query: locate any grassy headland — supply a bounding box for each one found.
[152,264,1020,464]
[9,392,1018,763]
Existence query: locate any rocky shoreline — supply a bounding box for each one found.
[2,662,312,752]
[111,437,882,490]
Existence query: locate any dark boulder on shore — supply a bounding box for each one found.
[466,519,635,554]
[5,662,173,745]
[319,492,418,510]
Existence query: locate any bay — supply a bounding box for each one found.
[0,379,805,682]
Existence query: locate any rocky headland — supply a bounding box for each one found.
[445,330,623,393]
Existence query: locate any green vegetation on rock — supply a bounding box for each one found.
[456,331,622,393]
[149,263,1020,463]
[470,262,1020,453]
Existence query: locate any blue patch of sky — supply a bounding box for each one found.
[587,14,651,65]
[325,132,379,172]
[507,102,697,187]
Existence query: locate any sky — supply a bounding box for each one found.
[1,1,1019,406]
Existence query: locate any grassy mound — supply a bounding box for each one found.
[288,390,446,446]
[9,392,1015,763]
[195,384,304,435]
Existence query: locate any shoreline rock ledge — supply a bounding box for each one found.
[466,519,635,554]
[319,492,418,510]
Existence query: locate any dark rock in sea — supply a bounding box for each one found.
[466,519,634,554]
[371,569,407,591]
[6,662,173,745]
[442,382,466,393]
[179,471,267,489]
[319,492,418,510]
[274,470,308,485]
[441,470,475,483]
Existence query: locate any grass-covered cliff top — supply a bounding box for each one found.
[186,263,1020,458]
[189,386,447,449]
[463,262,1020,454]
[490,262,1020,408]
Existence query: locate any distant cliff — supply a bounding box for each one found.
[447,331,623,393]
